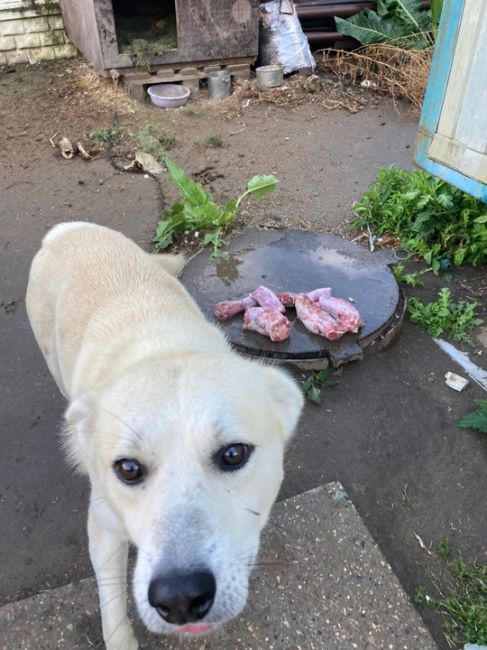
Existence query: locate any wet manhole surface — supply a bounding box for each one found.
[181,229,405,367]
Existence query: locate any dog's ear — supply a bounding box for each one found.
[64,390,95,457]
[263,367,304,442]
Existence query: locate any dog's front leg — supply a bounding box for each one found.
[88,501,139,650]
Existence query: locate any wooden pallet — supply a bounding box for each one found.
[117,59,253,102]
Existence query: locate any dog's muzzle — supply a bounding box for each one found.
[148,569,216,625]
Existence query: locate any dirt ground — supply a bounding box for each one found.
[0,59,419,235]
[1,58,486,650]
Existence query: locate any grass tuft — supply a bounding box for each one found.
[415,540,487,647]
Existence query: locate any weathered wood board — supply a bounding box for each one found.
[414,0,487,200]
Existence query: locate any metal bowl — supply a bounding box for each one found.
[147,83,191,108]
[256,65,284,88]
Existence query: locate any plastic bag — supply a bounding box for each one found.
[259,0,315,74]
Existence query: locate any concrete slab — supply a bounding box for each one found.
[0,483,436,650]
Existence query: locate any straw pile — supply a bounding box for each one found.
[320,45,433,114]
[231,77,361,113]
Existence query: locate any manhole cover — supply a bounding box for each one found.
[180,229,405,367]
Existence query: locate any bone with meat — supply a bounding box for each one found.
[242,307,292,342]
[307,287,332,302]
[294,294,347,341]
[214,295,257,321]
[215,285,362,342]
[277,288,331,307]
[250,286,285,313]
[276,291,296,307]
[278,288,363,334]
[317,293,363,334]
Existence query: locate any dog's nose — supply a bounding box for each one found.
[148,570,216,625]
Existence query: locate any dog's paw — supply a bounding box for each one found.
[104,625,139,650]
[122,638,139,650]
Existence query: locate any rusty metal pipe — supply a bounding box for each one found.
[304,31,355,45]
[305,30,341,43]
[297,4,373,20]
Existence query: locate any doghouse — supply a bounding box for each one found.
[59,0,258,98]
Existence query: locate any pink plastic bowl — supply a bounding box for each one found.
[147,83,191,108]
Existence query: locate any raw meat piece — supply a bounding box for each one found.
[242,307,292,342]
[306,287,332,302]
[277,288,332,307]
[215,295,256,321]
[278,288,363,334]
[250,286,286,313]
[294,294,347,340]
[317,294,363,333]
[276,291,297,307]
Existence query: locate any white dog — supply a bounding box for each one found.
[26,223,303,650]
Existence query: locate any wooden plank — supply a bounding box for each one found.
[92,0,121,70]
[414,0,487,201]
[123,59,251,100]
[176,0,258,60]
[115,57,254,76]
[450,0,487,152]
[226,63,251,80]
[427,0,487,175]
[414,0,464,138]
[59,0,102,70]
[429,134,487,183]
[415,130,487,201]
[436,0,485,143]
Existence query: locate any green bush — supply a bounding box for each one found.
[352,166,487,272]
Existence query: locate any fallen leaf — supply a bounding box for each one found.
[134,151,164,175]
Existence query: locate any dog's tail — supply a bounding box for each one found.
[150,253,186,277]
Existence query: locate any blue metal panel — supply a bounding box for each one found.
[414,0,487,202]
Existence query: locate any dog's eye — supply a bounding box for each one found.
[113,458,145,485]
[216,444,254,472]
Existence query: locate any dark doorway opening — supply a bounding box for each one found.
[113,0,178,67]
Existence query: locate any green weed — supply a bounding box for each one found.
[301,370,339,405]
[162,134,177,150]
[392,263,427,287]
[183,108,203,118]
[353,166,487,272]
[431,0,444,34]
[198,133,223,148]
[458,400,487,434]
[154,158,277,256]
[415,540,487,647]
[136,125,177,162]
[335,0,436,49]
[90,125,122,145]
[407,288,483,345]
